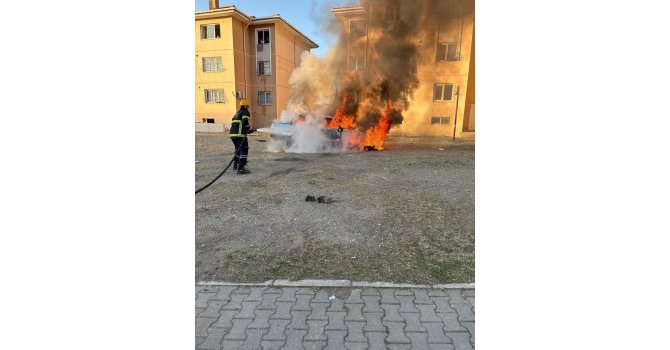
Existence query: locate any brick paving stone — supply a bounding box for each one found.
[305,320,328,341]
[345,289,364,304]
[196,317,217,337]
[431,297,457,313]
[396,295,419,313]
[361,288,380,296]
[427,289,449,297]
[248,309,274,329]
[345,342,369,350]
[363,312,385,332]
[235,301,261,319]
[294,293,314,311]
[379,289,400,304]
[446,332,474,350]
[296,288,316,295]
[196,285,207,295]
[212,309,238,328]
[345,321,366,343]
[362,295,382,313]
[264,288,282,294]
[400,312,427,333]
[198,329,226,350]
[308,302,329,320]
[313,290,331,303]
[233,287,252,295]
[462,289,475,298]
[461,321,475,345]
[282,329,307,349]
[277,288,298,302]
[451,303,475,322]
[416,304,442,323]
[324,330,347,350]
[196,307,205,318]
[325,311,347,331]
[407,332,430,349]
[344,304,365,322]
[224,318,253,340]
[394,289,413,296]
[384,321,410,344]
[245,287,266,302]
[430,344,456,350]
[465,297,475,314]
[411,288,434,305]
[222,293,247,311]
[200,300,226,318]
[287,310,310,330]
[424,322,452,344]
[258,292,281,310]
[221,340,244,349]
[381,304,404,322]
[328,298,346,312]
[195,336,206,348]
[303,341,327,350]
[272,301,294,320]
[212,286,237,301]
[262,340,286,350]
[365,332,387,350]
[239,328,266,350]
[437,312,467,332]
[263,319,291,341]
[196,292,217,308]
[387,344,411,350]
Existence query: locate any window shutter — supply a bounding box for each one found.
[436,44,447,61]
[447,43,458,61]
[434,85,443,100]
[444,85,453,100]
[207,25,215,39]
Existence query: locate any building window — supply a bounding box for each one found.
[383,5,396,29]
[349,55,365,71]
[433,83,454,101]
[202,118,215,124]
[436,42,458,62]
[202,57,223,72]
[204,89,225,103]
[257,61,271,75]
[431,116,450,125]
[258,91,272,105]
[200,24,221,39]
[349,20,367,37]
[257,29,270,44]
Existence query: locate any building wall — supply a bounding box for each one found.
[336,1,475,138]
[274,22,312,125]
[195,17,238,125]
[247,24,277,129]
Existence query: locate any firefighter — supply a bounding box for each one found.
[229,99,254,174]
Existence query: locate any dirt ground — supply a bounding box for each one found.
[195,132,474,284]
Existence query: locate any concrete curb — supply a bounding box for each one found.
[197,280,474,289]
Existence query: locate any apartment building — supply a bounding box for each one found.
[332,0,475,137]
[195,1,318,131]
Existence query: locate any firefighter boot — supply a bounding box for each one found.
[237,167,250,174]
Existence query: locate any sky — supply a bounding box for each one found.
[195,0,358,57]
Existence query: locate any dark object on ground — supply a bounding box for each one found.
[237,168,250,174]
[317,196,334,204]
[305,195,316,202]
[364,146,377,151]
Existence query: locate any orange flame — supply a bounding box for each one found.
[327,96,356,129]
[359,101,392,150]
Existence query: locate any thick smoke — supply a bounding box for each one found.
[272,0,472,152]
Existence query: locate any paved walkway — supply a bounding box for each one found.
[195,284,475,349]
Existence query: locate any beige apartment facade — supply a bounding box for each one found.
[332,1,475,137]
[195,1,318,131]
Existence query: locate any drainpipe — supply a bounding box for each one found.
[452,85,460,141]
[242,20,251,101]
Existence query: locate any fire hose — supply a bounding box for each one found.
[195,131,253,194]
